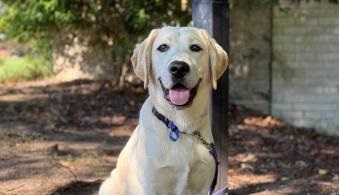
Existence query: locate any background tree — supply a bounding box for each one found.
[0,0,191,84]
[0,0,337,83]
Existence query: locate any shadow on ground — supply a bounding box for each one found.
[0,80,339,195]
[227,106,339,195]
[51,180,102,195]
[0,79,146,195]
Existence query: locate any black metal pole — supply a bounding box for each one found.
[192,0,229,191]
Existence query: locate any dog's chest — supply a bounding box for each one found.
[152,137,215,194]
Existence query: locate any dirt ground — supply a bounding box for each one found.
[0,80,338,195]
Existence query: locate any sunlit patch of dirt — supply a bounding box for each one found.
[0,79,145,195]
[243,116,285,128]
[0,79,339,195]
[229,105,339,195]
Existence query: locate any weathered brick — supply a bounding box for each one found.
[272,103,294,111]
[318,17,339,25]
[273,35,296,44]
[303,112,325,120]
[233,1,339,135]
[280,111,305,119]
[293,119,315,128]
[229,4,271,114]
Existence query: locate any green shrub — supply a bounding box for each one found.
[0,0,192,60]
[0,56,52,82]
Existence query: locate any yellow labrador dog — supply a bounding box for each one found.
[99,26,228,195]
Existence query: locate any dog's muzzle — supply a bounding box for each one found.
[159,78,201,107]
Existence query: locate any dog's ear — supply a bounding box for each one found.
[200,30,228,89]
[131,29,159,89]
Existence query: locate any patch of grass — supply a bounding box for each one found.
[0,55,53,82]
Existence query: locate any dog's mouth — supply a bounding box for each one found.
[159,78,201,107]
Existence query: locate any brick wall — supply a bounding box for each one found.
[272,1,339,135]
[229,5,272,113]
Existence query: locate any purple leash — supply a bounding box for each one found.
[213,187,228,195]
[208,144,228,195]
[152,107,228,195]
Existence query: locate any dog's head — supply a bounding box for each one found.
[132,26,228,108]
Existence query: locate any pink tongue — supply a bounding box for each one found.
[169,88,190,105]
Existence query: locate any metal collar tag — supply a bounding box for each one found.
[167,121,180,141]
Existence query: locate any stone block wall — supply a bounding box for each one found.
[229,5,272,114]
[52,29,125,83]
[272,1,339,135]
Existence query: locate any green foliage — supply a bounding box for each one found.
[0,0,191,59]
[1,0,338,45]
[312,0,338,4]
[233,0,338,9]
[0,0,337,81]
[0,56,52,81]
[123,0,191,34]
[233,0,279,8]
[0,0,75,41]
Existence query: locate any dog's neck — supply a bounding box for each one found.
[148,85,213,140]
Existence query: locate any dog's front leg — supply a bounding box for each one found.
[98,172,121,195]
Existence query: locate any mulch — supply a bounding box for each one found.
[0,79,338,195]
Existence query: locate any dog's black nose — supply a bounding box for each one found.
[169,61,190,79]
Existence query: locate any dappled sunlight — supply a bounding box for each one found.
[0,80,145,194]
[0,93,49,102]
[229,104,339,195]
[0,0,338,194]
[243,116,285,129]
[0,80,339,194]
[229,169,277,187]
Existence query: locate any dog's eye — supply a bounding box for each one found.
[157,44,169,52]
[190,44,202,52]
